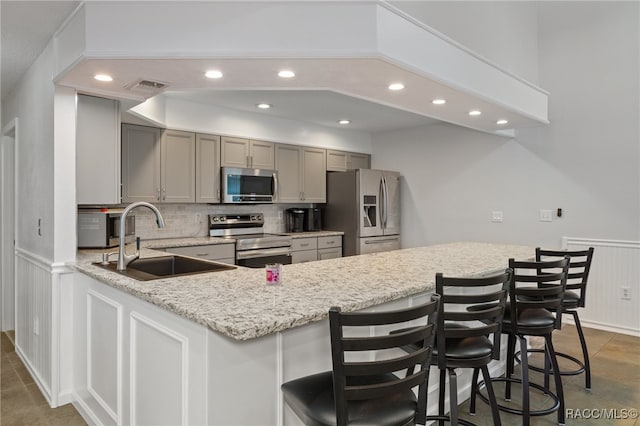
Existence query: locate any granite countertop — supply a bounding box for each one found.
[72,242,532,341]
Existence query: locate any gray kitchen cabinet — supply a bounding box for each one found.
[221,137,274,169]
[317,235,342,260]
[122,124,162,203]
[162,129,196,203]
[275,144,326,203]
[122,124,195,203]
[290,235,342,263]
[290,237,318,264]
[326,149,371,172]
[76,94,121,205]
[195,133,221,203]
[347,152,370,170]
[164,244,235,265]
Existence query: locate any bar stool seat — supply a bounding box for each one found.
[281,297,440,426]
[282,371,419,426]
[470,257,570,426]
[522,247,595,391]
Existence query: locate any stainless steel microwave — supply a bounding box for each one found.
[77,208,135,248]
[221,167,278,203]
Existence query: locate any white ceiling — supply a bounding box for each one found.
[1,1,536,135]
[163,89,438,133]
[1,1,80,99]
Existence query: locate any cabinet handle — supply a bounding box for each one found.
[326,240,335,244]
[300,243,309,247]
[196,253,209,257]
[162,187,166,200]
[156,188,161,201]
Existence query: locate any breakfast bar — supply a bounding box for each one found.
[72,242,533,425]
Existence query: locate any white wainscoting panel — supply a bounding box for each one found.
[130,312,188,426]
[564,237,640,335]
[87,290,122,424]
[15,250,52,402]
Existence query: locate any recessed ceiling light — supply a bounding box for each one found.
[432,99,446,105]
[496,119,509,125]
[94,74,113,82]
[205,70,223,79]
[257,103,271,109]
[278,70,295,78]
[388,83,405,91]
[469,110,482,116]
[338,120,351,125]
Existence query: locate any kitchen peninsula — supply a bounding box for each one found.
[72,242,532,425]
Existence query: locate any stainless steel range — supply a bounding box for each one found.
[209,213,292,268]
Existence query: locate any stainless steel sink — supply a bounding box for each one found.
[94,255,236,281]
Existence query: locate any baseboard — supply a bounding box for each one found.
[72,392,104,426]
[56,390,75,406]
[563,317,640,337]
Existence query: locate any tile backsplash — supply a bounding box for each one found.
[133,203,312,239]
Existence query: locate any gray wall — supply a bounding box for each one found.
[373,2,639,249]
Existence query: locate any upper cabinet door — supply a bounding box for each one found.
[161,129,196,203]
[76,95,121,205]
[195,133,221,203]
[221,136,250,168]
[326,150,347,172]
[249,140,275,169]
[275,144,302,203]
[122,124,162,203]
[347,153,370,170]
[302,147,326,203]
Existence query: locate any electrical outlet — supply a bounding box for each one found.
[621,286,631,300]
[539,209,553,222]
[491,211,503,223]
[278,211,283,219]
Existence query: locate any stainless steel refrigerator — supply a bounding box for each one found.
[325,169,401,256]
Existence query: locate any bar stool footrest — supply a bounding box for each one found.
[476,377,560,417]
[515,348,586,376]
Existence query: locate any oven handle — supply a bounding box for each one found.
[236,247,292,260]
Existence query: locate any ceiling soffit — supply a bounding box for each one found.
[54,1,548,135]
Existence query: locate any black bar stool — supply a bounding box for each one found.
[281,296,439,426]
[470,257,569,426]
[530,247,595,390]
[429,270,512,426]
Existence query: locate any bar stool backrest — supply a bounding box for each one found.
[435,269,512,367]
[508,257,570,334]
[329,295,440,426]
[536,247,594,308]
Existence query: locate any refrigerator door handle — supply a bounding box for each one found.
[364,237,399,244]
[379,177,385,230]
[381,175,388,229]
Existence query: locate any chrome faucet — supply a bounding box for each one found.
[117,202,165,271]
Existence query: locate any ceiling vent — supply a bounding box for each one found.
[126,78,170,94]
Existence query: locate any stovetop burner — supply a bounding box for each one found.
[209,214,291,251]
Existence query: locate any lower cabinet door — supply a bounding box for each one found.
[291,249,318,263]
[318,247,342,260]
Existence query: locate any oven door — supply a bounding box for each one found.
[236,247,292,268]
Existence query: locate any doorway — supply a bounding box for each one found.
[1,118,17,331]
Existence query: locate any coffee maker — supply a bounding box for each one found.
[285,208,306,232]
[304,207,322,231]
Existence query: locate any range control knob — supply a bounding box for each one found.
[212,216,219,222]
[220,216,226,222]
[250,215,257,221]
[257,215,263,221]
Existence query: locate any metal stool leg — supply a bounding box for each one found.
[546,335,566,425]
[469,368,480,415]
[518,335,531,426]
[481,365,502,426]
[571,310,592,390]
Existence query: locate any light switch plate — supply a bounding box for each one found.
[491,211,503,223]
[540,209,553,222]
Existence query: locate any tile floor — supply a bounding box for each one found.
[0,325,638,425]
